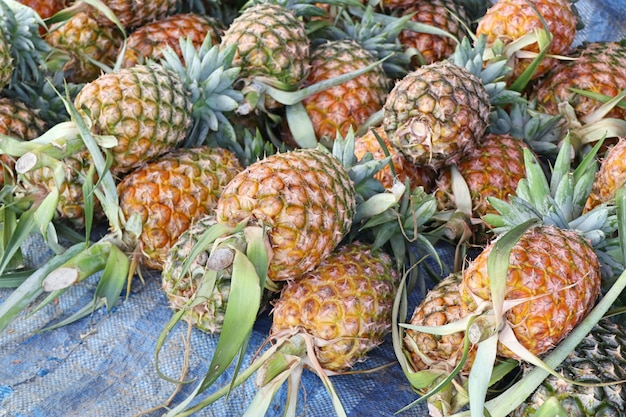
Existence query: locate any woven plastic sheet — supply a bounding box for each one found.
[3,1,626,416]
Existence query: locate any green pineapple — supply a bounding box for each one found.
[512,319,626,417]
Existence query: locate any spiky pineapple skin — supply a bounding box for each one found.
[532,41,626,121]
[45,11,123,83]
[271,241,399,372]
[476,0,578,81]
[354,126,436,192]
[0,97,47,185]
[215,148,356,282]
[584,138,626,213]
[220,3,310,88]
[404,273,475,374]
[162,214,230,334]
[73,63,193,175]
[396,0,470,67]
[434,133,530,217]
[17,151,102,228]
[461,225,601,359]
[118,146,243,270]
[121,13,224,68]
[87,0,178,30]
[300,40,390,143]
[382,61,491,170]
[513,319,626,417]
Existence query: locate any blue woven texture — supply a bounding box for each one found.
[2,1,626,416]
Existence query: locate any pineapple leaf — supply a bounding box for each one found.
[197,249,262,392]
[0,242,87,333]
[617,188,626,265]
[39,297,107,332]
[468,334,498,417]
[285,102,318,148]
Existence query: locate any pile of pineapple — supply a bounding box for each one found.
[1,0,626,416]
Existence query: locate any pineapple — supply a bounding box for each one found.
[402,273,478,416]
[460,225,601,359]
[532,41,626,122]
[476,0,579,82]
[215,146,356,282]
[120,13,224,68]
[45,11,124,83]
[395,0,471,67]
[395,137,620,415]
[16,0,66,20]
[270,241,399,372]
[66,34,242,175]
[382,60,491,169]
[584,138,626,213]
[354,125,436,192]
[434,133,531,220]
[512,319,626,417]
[404,273,475,375]
[284,7,408,146]
[380,33,523,171]
[0,97,47,186]
[82,0,178,30]
[219,1,310,111]
[117,146,243,270]
[162,214,236,334]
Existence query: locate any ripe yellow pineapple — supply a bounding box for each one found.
[120,13,224,68]
[270,241,399,372]
[82,0,178,30]
[461,225,601,359]
[532,41,626,121]
[434,133,531,218]
[118,146,243,270]
[67,35,242,175]
[395,0,471,67]
[219,2,310,111]
[215,146,356,282]
[45,11,123,83]
[476,0,579,82]
[584,137,626,213]
[383,60,491,169]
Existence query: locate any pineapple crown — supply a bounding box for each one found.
[0,0,51,87]
[483,135,622,278]
[3,72,84,127]
[449,35,524,108]
[488,100,565,157]
[311,6,412,79]
[159,34,244,149]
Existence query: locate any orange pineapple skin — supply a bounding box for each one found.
[434,133,530,218]
[300,40,390,143]
[271,241,399,372]
[354,126,436,192]
[396,0,470,67]
[122,13,224,68]
[584,137,626,213]
[532,42,626,121]
[476,0,578,81]
[215,148,356,282]
[86,0,178,30]
[460,225,601,359]
[118,147,243,270]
